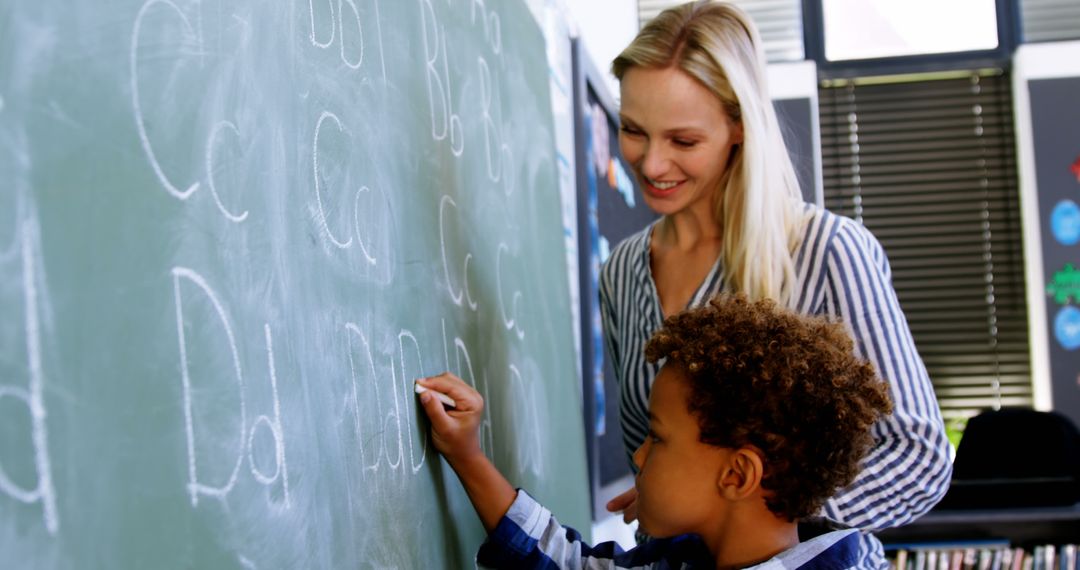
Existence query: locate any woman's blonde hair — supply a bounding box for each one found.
[612,0,807,306]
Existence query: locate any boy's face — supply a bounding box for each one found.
[632,364,731,539]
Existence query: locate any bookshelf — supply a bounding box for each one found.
[877,503,1080,547]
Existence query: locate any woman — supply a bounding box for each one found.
[598,2,952,567]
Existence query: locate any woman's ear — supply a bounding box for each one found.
[717,447,763,501]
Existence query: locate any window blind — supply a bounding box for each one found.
[819,72,1032,423]
[1020,0,1080,43]
[637,0,805,62]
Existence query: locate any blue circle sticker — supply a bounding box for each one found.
[1051,200,1080,246]
[1055,305,1080,350]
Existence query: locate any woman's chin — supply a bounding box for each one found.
[641,194,685,216]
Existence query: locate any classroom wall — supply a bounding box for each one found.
[566,0,639,98]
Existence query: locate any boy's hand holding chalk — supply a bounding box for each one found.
[414,382,457,408]
[415,373,484,465]
[415,372,516,534]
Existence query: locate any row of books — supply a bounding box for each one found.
[889,543,1079,570]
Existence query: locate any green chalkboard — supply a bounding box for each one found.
[0,0,589,567]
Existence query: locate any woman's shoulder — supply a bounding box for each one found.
[797,203,879,253]
[796,204,890,282]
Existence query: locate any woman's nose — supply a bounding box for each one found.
[640,143,669,180]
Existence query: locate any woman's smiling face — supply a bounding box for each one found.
[618,66,742,219]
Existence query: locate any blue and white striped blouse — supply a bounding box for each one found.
[599,206,952,568]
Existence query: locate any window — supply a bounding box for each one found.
[821,0,999,61]
[819,71,1033,423]
[1020,0,1080,43]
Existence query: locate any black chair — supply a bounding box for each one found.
[936,408,1080,509]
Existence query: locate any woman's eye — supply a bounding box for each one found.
[620,126,643,137]
[673,139,696,148]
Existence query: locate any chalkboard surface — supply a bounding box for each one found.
[0,0,589,568]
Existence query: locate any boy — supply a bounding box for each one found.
[416,294,892,569]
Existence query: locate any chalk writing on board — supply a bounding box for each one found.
[312,111,354,249]
[344,321,459,478]
[382,347,405,471]
[308,0,374,72]
[440,195,477,309]
[509,364,543,476]
[173,266,247,506]
[464,254,479,310]
[419,0,464,157]
[372,0,388,80]
[338,0,364,70]
[172,267,291,509]
[441,319,493,456]
[345,322,386,476]
[0,221,58,535]
[496,242,525,341]
[398,330,430,474]
[246,324,290,507]
[478,56,516,196]
[131,0,200,200]
[454,338,493,454]
[132,0,252,225]
[308,0,334,48]
[205,120,250,223]
[468,0,502,55]
[353,186,379,266]
[312,108,392,263]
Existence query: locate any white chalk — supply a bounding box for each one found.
[414,381,457,409]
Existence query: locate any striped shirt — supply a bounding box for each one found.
[476,490,866,569]
[598,206,952,569]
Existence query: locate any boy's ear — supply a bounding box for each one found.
[717,447,764,501]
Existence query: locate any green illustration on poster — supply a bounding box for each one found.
[1047,263,1080,305]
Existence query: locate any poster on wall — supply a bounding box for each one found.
[1031,76,1080,428]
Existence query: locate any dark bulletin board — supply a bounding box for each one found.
[1030,76,1080,429]
[592,95,658,496]
[573,40,658,518]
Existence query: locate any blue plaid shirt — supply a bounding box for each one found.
[476,490,869,569]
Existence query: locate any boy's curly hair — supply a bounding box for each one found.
[644,294,892,521]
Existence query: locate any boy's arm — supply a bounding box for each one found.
[416,373,516,533]
[418,373,675,569]
[437,445,516,533]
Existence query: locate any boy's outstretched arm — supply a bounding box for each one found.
[418,374,689,568]
[416,373,516,533]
